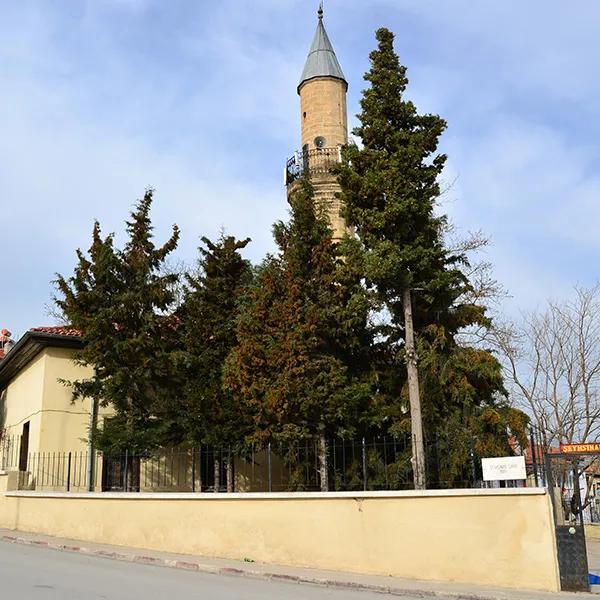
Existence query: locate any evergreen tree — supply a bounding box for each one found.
[225,181,373,491]
[55,190,182,453]
[179,234,253,491]
[335,29,527,484]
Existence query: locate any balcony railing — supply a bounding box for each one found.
[285,146,342,186]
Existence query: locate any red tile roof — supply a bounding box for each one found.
[508,436,562,465]
[0,326,81,362]
[30,320,176,338]
[30,326,82,337]
[524,443,561,465]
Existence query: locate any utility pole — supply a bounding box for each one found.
[403,288,426,490]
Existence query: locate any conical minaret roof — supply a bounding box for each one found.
[298,5,347,93]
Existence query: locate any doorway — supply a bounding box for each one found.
[18,422,29,472]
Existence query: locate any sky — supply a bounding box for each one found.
[1,0,599,339]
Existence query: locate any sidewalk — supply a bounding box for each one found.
[0,528,590,599]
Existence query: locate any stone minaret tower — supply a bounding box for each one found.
[285,4,349,239]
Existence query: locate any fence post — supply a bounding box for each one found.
[66,452,72,492]
[536,427,547,486]
[469,436,478,487]
[124,450,129,493]
[86,449,95,492]
[362,437,367,491]
[544,452,558,522]
[530,426,539,487]
[191,448,196,493]
[332,438,337,491]
[268,442,272,493]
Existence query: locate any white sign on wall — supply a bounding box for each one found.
[481,456,527,481]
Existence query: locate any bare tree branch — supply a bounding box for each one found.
[492,284,600,445]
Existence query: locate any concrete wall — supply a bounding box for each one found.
[0,488,560,592]
[586,524,600,539]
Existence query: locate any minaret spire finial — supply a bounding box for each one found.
[298,0,346,92]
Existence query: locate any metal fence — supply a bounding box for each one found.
[522,425,600,525]
[0,434,22,470]
[285,147,341,185]
[0,434,522,494]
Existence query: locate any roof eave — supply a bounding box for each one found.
[297,75,348,95]
[0,331,83,390]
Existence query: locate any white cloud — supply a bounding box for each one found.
[0,2,294,335]
[0,0,598,335]
[440,116,600,314]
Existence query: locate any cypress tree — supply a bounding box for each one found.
[335,29,526,485]
[55,190,181,453]
[225,181,373,491]
[179,234,253,492]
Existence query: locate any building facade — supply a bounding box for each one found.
[0,327,98,490]
[0,327,91,461]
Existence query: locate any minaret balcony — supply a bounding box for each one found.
[285,146,342,186]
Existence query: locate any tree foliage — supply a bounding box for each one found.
[49,29,528,489]
[55,190,182,452]
[225,180,374,449]
[334,28,527,476]
[178,234,254,452]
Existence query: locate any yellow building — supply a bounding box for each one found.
[0,326,275,493]
[0,326,98,490]
[0,326,91,455]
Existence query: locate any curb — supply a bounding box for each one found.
[0,534,504,600]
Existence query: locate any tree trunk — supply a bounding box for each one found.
[213,457,221,493]
[403,288,426,490]
[226,456,234,493]
[318,434,329,492]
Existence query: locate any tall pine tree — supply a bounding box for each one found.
[335,29,527,485]
[55,190,182,453]
[225,181,373,491]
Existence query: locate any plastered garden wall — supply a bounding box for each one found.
[0,488,560,592]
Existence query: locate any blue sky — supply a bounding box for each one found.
[1,0,599,338]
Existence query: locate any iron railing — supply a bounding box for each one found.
[285,147,342,185]
[0,434,526,493]
[0,435,22,470]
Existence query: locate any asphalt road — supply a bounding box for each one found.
[0,541,411,600]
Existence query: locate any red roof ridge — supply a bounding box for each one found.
[30,326,82,337]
